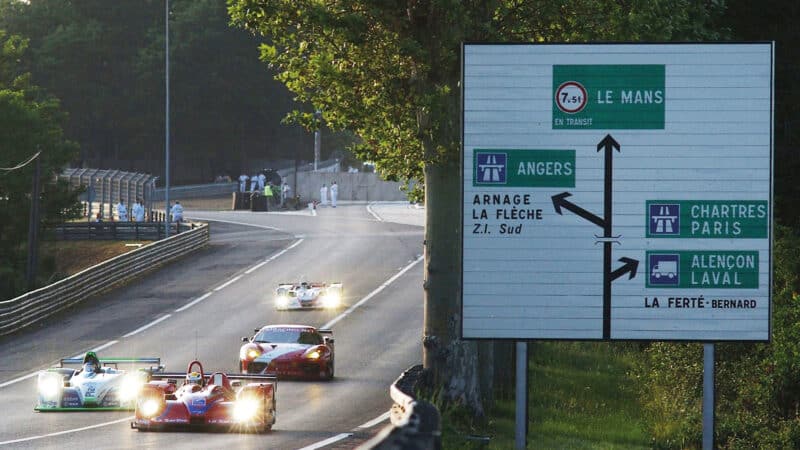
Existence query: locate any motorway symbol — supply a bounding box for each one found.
[475,152,507,184]
[551,134,639,339]
[649,203,680,235]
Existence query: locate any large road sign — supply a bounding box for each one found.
[461,43,773,341]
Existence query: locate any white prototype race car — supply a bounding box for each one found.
[273,282,343,310]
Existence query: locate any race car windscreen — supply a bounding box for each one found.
[254,329,323,345]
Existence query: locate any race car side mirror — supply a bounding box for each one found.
[254,328,260,333]
[325,337,334,344]
[241,337,249,342]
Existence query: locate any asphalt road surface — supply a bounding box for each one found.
[0,203,424,449]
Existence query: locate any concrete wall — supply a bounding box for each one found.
[281,172,409,202]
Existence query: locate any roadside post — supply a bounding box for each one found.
[461,43,774,447]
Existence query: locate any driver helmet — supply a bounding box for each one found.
[300,282,309,289]
[186,371,203,386]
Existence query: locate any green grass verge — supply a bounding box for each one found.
[440,342,650,449]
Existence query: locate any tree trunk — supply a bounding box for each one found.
[422,160,484,416]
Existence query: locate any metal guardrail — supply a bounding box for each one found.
[51,222,193,241]
[0,223,210,336]
[358,365,441,450]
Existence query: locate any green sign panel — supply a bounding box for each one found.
[473,149,575,187]
[646,250,759,289]
[552,65,665,130]
[646,200,768,238]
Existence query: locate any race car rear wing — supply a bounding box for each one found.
[318,329,333,335]
[59,357,162,368]
[149,372,277,384]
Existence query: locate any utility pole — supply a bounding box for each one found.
[26,155,41,290]
[164,0,171,238]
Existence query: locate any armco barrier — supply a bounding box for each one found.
[0,223,209,336]
[358,365,441,450]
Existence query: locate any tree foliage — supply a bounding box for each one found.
[0,29,81,299]
[0,0,317,182]
[229,0,726,416]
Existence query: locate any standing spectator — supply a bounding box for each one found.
[330,181,338,208]
[263,182,275,211]
[319,184,328,206]
[116,199,128,221]
[132,198,145,222]
[170,201,184,224]
[238,174,249,192]
[249,173,258,192]
[281,181,291,208]
[257,172,266,192]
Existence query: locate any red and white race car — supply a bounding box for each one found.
[239,325,334,380]
[131,360,276,432]
[273,281,343,310]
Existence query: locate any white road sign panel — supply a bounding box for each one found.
[461,43,773,341]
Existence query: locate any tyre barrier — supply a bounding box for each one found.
[358,365,441,450]
[0,223,210,336]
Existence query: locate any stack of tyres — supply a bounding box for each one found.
[232,192,252,210]
[251,194,267,211]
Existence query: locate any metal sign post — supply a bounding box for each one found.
[515,342,528,449]
[703,343,715,450]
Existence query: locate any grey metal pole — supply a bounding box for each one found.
[703,343,715,450]
[515,341,528,449]
[164,0,170,238]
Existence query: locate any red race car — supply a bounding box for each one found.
[131,360,276,432]
[239,325,334,380]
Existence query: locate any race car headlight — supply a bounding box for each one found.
[119,374,143,402]
[306,350,321,360]
[275,295,289,308]
[38,376,61,399]
[321,292,340,308]
[140,398,161,418]
[240,346,262,360]
[233,398,260,422]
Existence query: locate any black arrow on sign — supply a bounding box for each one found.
[610,257,639,281]
[551,192,605,229]
[597,134,620,239]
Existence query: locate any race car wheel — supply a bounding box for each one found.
[323,362,334,381]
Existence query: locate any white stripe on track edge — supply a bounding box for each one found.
[188,217,280,231]
[323,255,423,329]
[71,340,119,359]
[358,411,391,429]
[0,416,133,446]
[297,433,353,450]
[0,372,37,388]
[213,274,243,291]
[245,238,304,274]
[365,202,383,222]
[175,292,213,312]
[122,314,171,338]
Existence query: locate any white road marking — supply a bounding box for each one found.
[311,207,317,216]
[213,275,243,291]
[366,202,383,221]
[0,372,37,388]
[175,292,213,312]
[358,411,391,429]
[323,255,423,329]
[71,340,119,359]
[122,314,172,338]
[297,433,353,450]
[187,217,281,231]
[245,238,305,274]
[0,416,133,446]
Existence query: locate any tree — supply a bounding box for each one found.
[228,0,724,415]
[0,30,80,300]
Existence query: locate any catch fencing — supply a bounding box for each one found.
[0,223,209,336]
[58,168,158,220]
